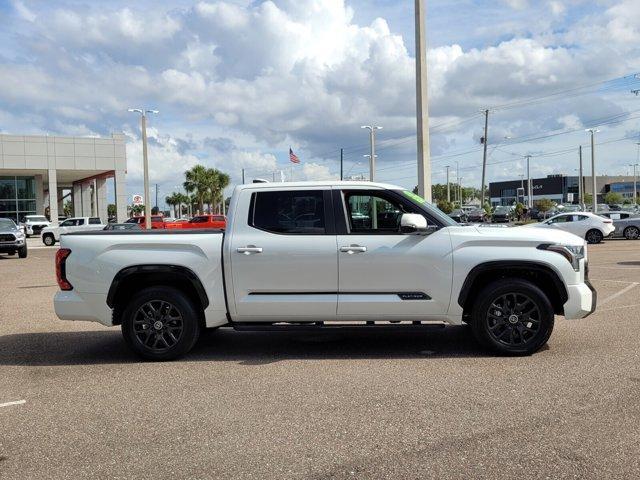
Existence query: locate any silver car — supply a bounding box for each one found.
[599,211,640,240]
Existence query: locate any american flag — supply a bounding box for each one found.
[289,147,300,164]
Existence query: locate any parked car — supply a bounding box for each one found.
[20,214,50,237]
[599,212,640,240]
[0,218,27,258]
[103,223,142,231]
[448,209,468,223]
[54,181,596,360]
[124,215,166,229]
[526,212,614,244]
[165,214,226,230]
[491,206,512,223]
[42,217,105,246]
[467,208,487,223]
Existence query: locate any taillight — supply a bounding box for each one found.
[603,219,613,224]
[55,248,73,291]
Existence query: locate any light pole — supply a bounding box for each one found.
[578,145,584,209]
[630,159,639,205]
[361,125,382,181]
[586,128,599,213]
[128,108,158,229]
[445,165,450,202]
[525,154,532,208]
[415,0,432,201]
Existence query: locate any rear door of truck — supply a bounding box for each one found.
[227,186,338,321]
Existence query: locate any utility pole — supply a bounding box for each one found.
[578,145,584,209]
[128,108,158,230]
[525,155,532,208]
[155,183,158,212]
[480,109,489,207]
[340,148,344,181]
[415,0,432,202]
[361,125,382,181]
[445,165,450,202]
[586,128,599,213]
[630,156,638,204]
[459,177,463,204]
[456,161,460,206]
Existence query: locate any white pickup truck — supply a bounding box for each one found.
[42,216,105,246]
[54,181,596,360]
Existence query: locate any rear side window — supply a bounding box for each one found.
[250,190,325,234]
[89,217,101,224]
[213,216,225,222]
[192,216,208,223]
[152,216,163,222]
[76,218,85,225]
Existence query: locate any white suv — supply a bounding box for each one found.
[42,217,105,246]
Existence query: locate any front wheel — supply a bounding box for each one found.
[43,234,55,246]
[470,279,554,356]
[18,245,27,258]
[586,229,603,244]
[121,286,201,361]
[624,226,639,240]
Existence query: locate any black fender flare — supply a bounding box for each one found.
[106,264,209,309]
[457,260,568,309]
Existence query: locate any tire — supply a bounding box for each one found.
[586,229,603,244]
[624,226,640,240]
[121,286,201,361]
[18,245,27,258]
[43,234,55,246]
[470,279,555,356]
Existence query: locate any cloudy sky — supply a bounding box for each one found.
[1,0,640,204]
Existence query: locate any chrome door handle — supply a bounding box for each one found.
[340,245,367,254]
[237,246,263,255]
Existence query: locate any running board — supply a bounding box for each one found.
[232,321,447,332]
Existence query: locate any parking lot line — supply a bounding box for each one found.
[599,282,639,306]
[0,400,26,408]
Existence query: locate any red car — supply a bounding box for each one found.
[165,215,226,230]
[124,215,166,229]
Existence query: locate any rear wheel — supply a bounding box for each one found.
[470,279,554,356]
[121,286,201,361]
[624,226,639,240]
[18,245,27,258]
[586,229,603,244]
[43,234,55,246]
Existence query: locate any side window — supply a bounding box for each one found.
[60,219,73,227]
[251,190,326,234]
[76,219,85,226]
[192,216,208,223]
[574,215,588,222]
[213,216,225,221]
[550,215,568,223]
[344,192,409,234]
[89,217,101,224]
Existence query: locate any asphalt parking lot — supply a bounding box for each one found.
[1,240,639,479]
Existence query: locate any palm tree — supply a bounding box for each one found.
[184,165,209,214]
[165,192,180,218]
[213,170,230,214]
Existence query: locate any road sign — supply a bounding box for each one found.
[567,193,574,202]
[132,194,144,206]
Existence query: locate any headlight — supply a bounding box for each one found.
[537,243,585,271]
[15,230,25,238]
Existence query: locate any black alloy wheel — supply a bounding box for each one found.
[121,286,201,361]
[133,300,184,352]
[586,229,603,244]
[485,293,541,348]
[470,279,554,355]
[624,226,639,240]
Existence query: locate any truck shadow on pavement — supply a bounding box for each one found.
[0,326,495,367]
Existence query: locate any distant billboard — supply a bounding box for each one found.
[132,194,144,205]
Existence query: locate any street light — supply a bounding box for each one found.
[586,128,600,213]
[128,108,159,229]
[361,125,382,181]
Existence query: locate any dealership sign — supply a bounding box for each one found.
[132,194,144,205]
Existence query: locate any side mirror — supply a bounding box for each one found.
[400,213,432,234]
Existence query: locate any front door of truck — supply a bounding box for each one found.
[335,189,453,320]
[229,188,338,321]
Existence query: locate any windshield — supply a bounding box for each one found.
[494,207,509,213]
[0,218,17,230]
[400,190,457,226]
[26,216,48,222]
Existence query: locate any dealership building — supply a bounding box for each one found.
[489,174,638,206]
[0,133,128,225]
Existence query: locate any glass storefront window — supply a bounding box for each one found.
[0,176,37,223]
[0,177,16,200]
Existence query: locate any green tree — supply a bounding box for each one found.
[604,191,623,205]
[184,165,210,214]
[131,204,144,216]
[63,200,73,218]
[107,204,116,218]
[437,200,453,214]
[584,193,593,204]
[537,198,554,214]
[514,202,524,220]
